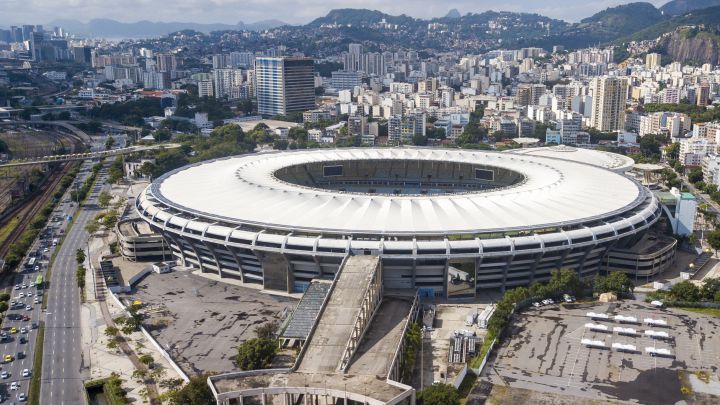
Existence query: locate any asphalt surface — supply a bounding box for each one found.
[40,136,122,405]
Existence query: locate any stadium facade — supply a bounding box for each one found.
[136,147,662,298]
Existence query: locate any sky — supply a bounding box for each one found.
[1,0,670,26]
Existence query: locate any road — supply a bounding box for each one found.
[41,154,116,403]
[0,166,89,403]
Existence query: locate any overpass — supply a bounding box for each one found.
[0,144,181,167]
[0,120,91,142]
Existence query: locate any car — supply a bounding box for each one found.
[43,248,49,253]
[19,328,26,334]
[532,302,541,308]
[9,382,18,390]
[10,328,17,334]
[547,298,555,304]
[21,285,27,289]
[14,285,20,290]
[30,323,37,330]
[33,298,39,304]
[17,293,23,299]
[1,371,8,379]
[26,292,32,297]
[16,352,24,360]
[25,305,31,311]
[4,355,12,363]
[18,393,26,401]
[33,266,39,271]
[19,337,26,344]
[21,315,29,321]
[21,369,29,378]
[541,299,551,305]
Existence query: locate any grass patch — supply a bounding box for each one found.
[0,217,20,246]
[28,322,45,405]
[677,307,720,317]
[469,337,495,368]
[458,370,478,398]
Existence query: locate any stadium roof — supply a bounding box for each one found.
[152,148,644,236]
[507,145,635,172]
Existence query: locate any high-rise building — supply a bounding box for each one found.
[156,54,177,73]
[331,70,362,91]
[589,76,628,132]
[212,54,227,69]
[255,57,315,116]
[697,81,710,107]
[198,80,214,98]
[212,68,244,100]
[72,46,92,65]
[645,53,661,69]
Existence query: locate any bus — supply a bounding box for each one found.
[26,257,36,269]
[35,275,44,289]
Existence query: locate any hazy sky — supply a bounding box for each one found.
[1,0,669,26]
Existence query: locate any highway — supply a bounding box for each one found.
[41,164,108,405]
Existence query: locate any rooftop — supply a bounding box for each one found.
[151,147,644,236]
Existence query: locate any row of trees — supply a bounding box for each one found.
[649,278,720,303]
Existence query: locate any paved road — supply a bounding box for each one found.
[41,161,111,405]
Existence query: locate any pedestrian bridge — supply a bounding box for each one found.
[0,143,181,167]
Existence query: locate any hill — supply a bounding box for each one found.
[47,18,287,38]
[580,2,666,36]
[660,0,720,15]
[308,9,417,27]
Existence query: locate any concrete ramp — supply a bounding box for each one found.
[297,255,382,373]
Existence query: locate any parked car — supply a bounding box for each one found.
[532,302,541,308]
[1,371,9,379]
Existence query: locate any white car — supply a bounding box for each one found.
[547,298,555,304]
[0,371,8,379]
[21,284,27,289]
[43,248,49,253]
[22,369,29,377]
[33,298,40,304]
[532,302,541,308]
[33,266,39,271]
[19,392,27,401]
[10,382,18,390]
[20,327,27,334]
[14,285,20,290]
[25,305,32,311]
[26,292,32,297]
[541,299,551,305]
[17,293,24,299]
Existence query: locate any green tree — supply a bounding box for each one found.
[0,293,10,302]
[604,272,634,296]
[548,268,581,296]
[85,220,99,235]
[139,354,154,366]
[105,325,119,337]
[235,338,277,370]
[105,136,116,150]
[254,322,278,340]
[0,302,8,313]
[167,375,215,405]
[707,229,720,254]
[76,248,86,265]
[670,281,701,302]
[701,278,720,300]
[417,383,460,405]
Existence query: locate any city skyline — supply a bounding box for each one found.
[0,0,669,26]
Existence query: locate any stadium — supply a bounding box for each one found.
[135,147,662,298]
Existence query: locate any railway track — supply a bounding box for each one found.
[0,161,73,260]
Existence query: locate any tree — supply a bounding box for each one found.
[701,278,720,300]
[604,272,634,296]
[707,229,720,254]
[254,322,278,340]
[417,383,460,405]
[548,268,581,296]
[167,375,215,405]
[235,338,277,370]
[132,369,147,380]
[105,136,116,151]
[670,281,701,302]
[85,220,99,235]
[687,168,703,184]
[0,302,8,313]
[105,326,119,337]
[76,248,86,265]
[98,190,113,211]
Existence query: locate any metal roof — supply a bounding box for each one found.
[152,148,643,235]
[507,145,635,172]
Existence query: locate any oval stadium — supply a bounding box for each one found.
[135,147,663,298]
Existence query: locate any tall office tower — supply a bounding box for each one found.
[143,70,168,89]
[156,53,177,73]
[212,68,244,100]
[22,25,34,41]
[589,76,628,132]
[255,57,315,116]
[697,81,710,107]
[646,53,661,69]
[343,43,364,71]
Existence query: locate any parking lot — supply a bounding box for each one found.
[120,270,297,375]
[486,301,720,403]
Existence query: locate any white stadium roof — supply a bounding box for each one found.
[507,145,635,172]
[153,148,644,235]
